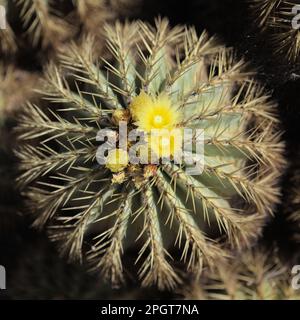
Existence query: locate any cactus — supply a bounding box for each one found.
[15,0,75,48]
[251,0,300,62]
[0,0,140,62]
[182,249,300,300]
[15,0,141,50]
[17,18,285,290]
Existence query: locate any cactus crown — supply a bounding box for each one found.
[17,18,285,289]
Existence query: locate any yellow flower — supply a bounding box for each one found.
[129,91,181,131]
[105,148,129,173]
[129,91,153,121]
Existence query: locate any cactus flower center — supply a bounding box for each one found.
[129,91,181,131]
[154,115,163,125]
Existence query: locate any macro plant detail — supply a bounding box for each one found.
[251,0,300,62]
[17,18,285,290]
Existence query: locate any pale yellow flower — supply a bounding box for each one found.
[129,91,153,121]
[129,91,181,131]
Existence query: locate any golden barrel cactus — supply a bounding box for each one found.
[17,18,285,289]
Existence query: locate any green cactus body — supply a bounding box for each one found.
[17,19,285,289]
[251,0,300,62]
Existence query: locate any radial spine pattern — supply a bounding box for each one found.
[17,19,285,289]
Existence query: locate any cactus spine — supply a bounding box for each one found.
[251,0,300,62]
[182,250,300,300]
[17,18,285,289]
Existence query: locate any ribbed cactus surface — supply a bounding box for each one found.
[17,19,285,289]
